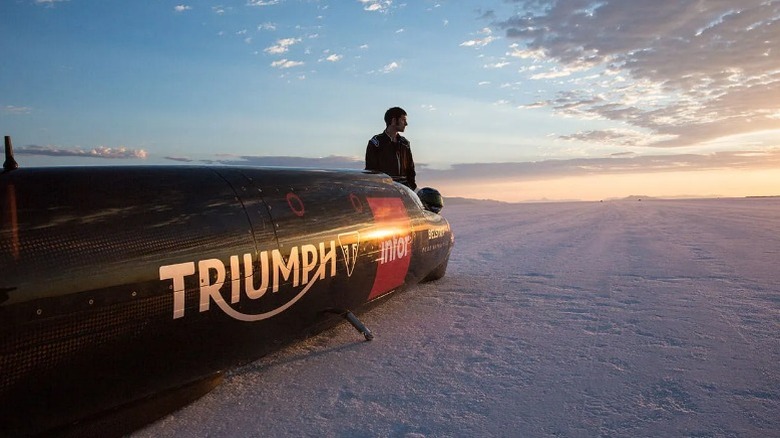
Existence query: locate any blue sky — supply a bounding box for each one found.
[2,0,779,201]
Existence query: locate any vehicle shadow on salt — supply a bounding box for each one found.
[227,329,369,377]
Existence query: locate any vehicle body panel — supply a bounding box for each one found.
[0,166,453,435]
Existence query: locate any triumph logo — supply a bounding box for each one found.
[338,231,360,277]
[160,237,356,322]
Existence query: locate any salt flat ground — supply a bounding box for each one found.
[136,198,780,438]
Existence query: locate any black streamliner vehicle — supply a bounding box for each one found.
[0,148,453,436]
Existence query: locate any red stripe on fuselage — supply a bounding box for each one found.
[367,197,412,300]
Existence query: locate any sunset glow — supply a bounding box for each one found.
[2,1,778,201]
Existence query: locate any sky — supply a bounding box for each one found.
[1,0,779,201]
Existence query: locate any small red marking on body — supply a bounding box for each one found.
[349,193,363,213]
[286,192,305,217]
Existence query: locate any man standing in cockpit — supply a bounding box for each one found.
[365,106,417,190]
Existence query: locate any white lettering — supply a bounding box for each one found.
[301,244,318,285]
[317,241,337,281]
[272,247,299,292]
[428,228,446,240]
[229,255,241,304]
[159,239,346,321]
[244,251,269,299]
[378,235,411,265]
[159,262,195,319]
[198,259,226,313]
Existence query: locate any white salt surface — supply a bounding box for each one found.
[135,198,779,437]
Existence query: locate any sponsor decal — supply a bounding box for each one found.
[379,235,411,264]
[422,226,450,253]
[160,239,343,321]
[367,197,412,300]
[428,228,446,240]
[338,231,360,277]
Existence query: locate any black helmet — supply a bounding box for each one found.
[417,187,443,213]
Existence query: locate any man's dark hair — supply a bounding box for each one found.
[384,107,407,126]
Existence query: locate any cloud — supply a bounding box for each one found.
[2,105,32,115]
[247,0,280,6]
[174,5,191,12]
[17,145,148,159]
[559,128,677,147]
[529,65,588,79]
[264,38,301,54]
[34,0,68,5]
[271,59,304,69]
[324,54,343,62]
[460,28,498,48]
[164,156,195,163]
[175,150,780,183]
[484,61,510,69]
[419,149,780,185]
[359,0,392,13]
[381,61,400,73]
[217,155,364,168]
[506,44,546,61]
[493,0,780,148]
[478,9,496,21]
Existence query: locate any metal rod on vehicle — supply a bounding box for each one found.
[324,308,374,341]
[344,310,374,341]
[4,136,19,172]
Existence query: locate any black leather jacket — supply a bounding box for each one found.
[365,132,417,190]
